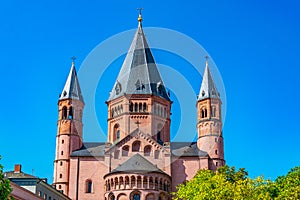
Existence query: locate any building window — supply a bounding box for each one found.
[62,140,64,144]
[113,124,120,141]
[58,185,61,189]
[216,162,219,167]
[215,150,218,155]
[86,180,92,193]
[61,151,63,155]
[132,141,141,152]
[122,145,129,156]
[201,108,208,118]
[129,102,133,112]
[143,103,147,112]
[68,106,73,119]
[134,103,138,112]
[39,191,42,197]
[62,106,67,119]
[133,194,140,200]
[144,145,151,156]
[60,161,63,166]
[59,174,62,178]
[44,194,47,200]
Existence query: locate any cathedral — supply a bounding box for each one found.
[53,13,225,200]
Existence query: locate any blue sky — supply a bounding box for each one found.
[0,0,300,183]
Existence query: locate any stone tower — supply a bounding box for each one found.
[197,61,224,171]
[53,60,84,195]
[106,14,172,145]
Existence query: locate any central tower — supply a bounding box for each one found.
[106,14,172,145]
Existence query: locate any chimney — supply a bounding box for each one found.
[14,164,21,173]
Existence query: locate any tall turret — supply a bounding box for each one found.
[53,60,84,195]
[106,13,172,145]
[197,60,224,170]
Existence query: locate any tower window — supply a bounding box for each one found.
[139,103,142,112]
[62,140,64,144]
[215,150,218,155]
[113,124,120,141]
[60,161,63,166]
[143,103,147,112]
[68,106,73,119]
[201,108,208,118]
[134,103,138,112]
[59,174,62,178]
[133,194,140,200]
[216,162,219,167]
[58,185,61,189]
[61,151,63,155]
[62,106,67,119]
[129,102,133,112]
[86,180,92,193]
[116,130,120,140]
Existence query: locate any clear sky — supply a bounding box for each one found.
[0,0,300,183]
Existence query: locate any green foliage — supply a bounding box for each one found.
[173,165,300,200]
[0,156,13,200]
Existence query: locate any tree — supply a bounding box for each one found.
[0,156,12,200]
[275,166,300,199]
[173,165,276,200]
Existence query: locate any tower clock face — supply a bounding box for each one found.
[115,82,122,95]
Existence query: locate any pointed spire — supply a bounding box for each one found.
[59,58,84,102]
[108,13,170,101]
[198,58,220,100]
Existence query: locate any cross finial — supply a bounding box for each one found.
[205,56,209,66]
[137,8,144,23]
[71,56,76,66]
[135,120,141,128]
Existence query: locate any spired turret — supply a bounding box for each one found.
[106,13,171,145]
[53,60,84,195]
[197,61,224,171]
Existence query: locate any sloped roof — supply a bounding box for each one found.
[108,17,170,101]
[110,154,166,174]
[70,142,106,157]
[171,142,208,157]
[5,171,37,179]
[59,62,84,102]
[198,61,220,100]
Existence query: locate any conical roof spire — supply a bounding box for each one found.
[59,59,84,102]
[198,60,220,100]
[108,13,170,101]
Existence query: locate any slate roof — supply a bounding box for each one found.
[70,142,106,157]
[108,16,170,101]
[171,142,208,157]
[109,154,166,175]
[198,61,220,100]
[70,142,208,158]
[59,61,84,102]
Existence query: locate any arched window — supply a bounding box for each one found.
[139,103,142,112]
[113,124,120,141]
[201,108,208,118]
[122,145,129,156]
[59,174,62,178]
[68,106,73,119]
[134,103,138,112]
[144,145,151,156]
[111,108,114,117]
[129,102,133,112]
[86,180,92,193]
[132,141,140,152]
[143,103,147,112]
[116,130,120,140]
[133,194,140,200]
[157,124,163,144]
[62,106,67,119]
